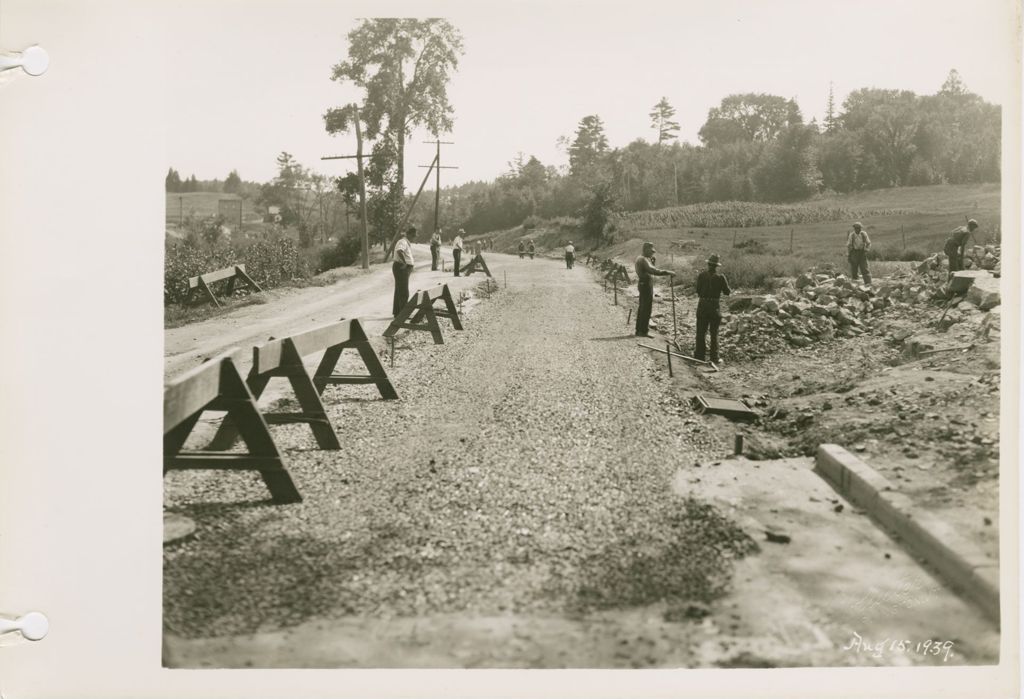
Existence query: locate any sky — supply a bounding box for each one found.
[164,0,1021,189]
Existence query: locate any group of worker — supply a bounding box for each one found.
[395,218,984,365]
[517,240,536,259]
[634,218,982,367]
[392,226,468,316]
[634,242,729,366]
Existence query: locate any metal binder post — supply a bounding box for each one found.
[0,46,49,76]
[0,611,48,641]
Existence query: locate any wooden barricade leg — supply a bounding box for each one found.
[235,265,264,293]
[351,340,399,399]
[205,370,271,451]
[163,412,202,474]
[383,291,422,339]
[384,292,445,344]
[165,359,300,504]
[208,347,341,451]
[197,276,221,308]
[214,362,301,503]
[263,340,341,450]
[416,302,445,344]
[312,321,400,400]
[439,285,464,330]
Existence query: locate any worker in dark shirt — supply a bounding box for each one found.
[694,254,731,365]
[944,219,978,277]
[634,241,674,337]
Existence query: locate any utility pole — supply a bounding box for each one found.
[383,154,439,261]
[321,105,370,269]
[673,162,679,205]
[422,139,455,234]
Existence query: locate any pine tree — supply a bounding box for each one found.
[824,82,837,134]
[224,169,242,194]
[649,97,681,145]
[940,68,967,96]
[165,167,182,192]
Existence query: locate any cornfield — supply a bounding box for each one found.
[615,201,917,230]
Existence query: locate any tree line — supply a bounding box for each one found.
[448,70,999,240]
[169,14,1001,257]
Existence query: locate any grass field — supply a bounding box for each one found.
[614,183,1001,266]
[165,192,260,224]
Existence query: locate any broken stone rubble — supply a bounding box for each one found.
[720,261,1001,360]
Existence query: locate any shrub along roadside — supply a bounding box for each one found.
[165,235,362,306]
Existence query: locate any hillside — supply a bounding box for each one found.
[477,184,1001,269]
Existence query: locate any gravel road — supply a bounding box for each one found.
[164,254,758,664]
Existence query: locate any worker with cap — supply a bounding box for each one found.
[527,239,535,259]
[694,253,731,365]
[634,241,674,337]
[945,219,978,276]
[846,222,872,285]
[452,229,465,277]
[429,228,442,271]
[564,240,576,269]
[518,240,526,259]
[392,226,417,316]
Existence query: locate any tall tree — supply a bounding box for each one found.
[824,82,838,134]
[699,93,803,147]
[940,68,967,96]
[223,169,242,194]
[649,97,680,145]
[326,19,464,242]
[165,167,182,192]
[568,115,609,178]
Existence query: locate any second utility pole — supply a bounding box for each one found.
[425,138,455,233]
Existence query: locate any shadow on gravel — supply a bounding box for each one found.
[168,499,278,517]
[588,335,638,342]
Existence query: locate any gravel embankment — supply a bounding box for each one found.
[164,262,756,637]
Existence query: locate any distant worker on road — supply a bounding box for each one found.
[695,254,731,366]
[565,241,576,269]
[527,239,535,259]
[945,219,978,276]
[847,222,872,285]
[518,241,526,259]
[452,229,465,277]
[392,226,417,316]
[634,241,674,338]
[429,228,442,271]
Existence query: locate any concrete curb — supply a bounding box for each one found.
[815,444,999,626]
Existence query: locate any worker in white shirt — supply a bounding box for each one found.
[564,240,576,269]
[452,229,465,277]
[393,226,417,316]
[846,222,872,285]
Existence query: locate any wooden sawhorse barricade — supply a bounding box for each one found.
[209,318,398,452]
[460,253,492,277]
[185,264,263,308]
[164,349,301,504]
[384,284,463,345]
[605,263,631,285]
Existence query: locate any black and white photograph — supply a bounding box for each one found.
[0,0,1020,695]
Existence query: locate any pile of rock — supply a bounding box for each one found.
[723,274,884,358]
[720,258,1006,358]
[915,244,1001,275]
